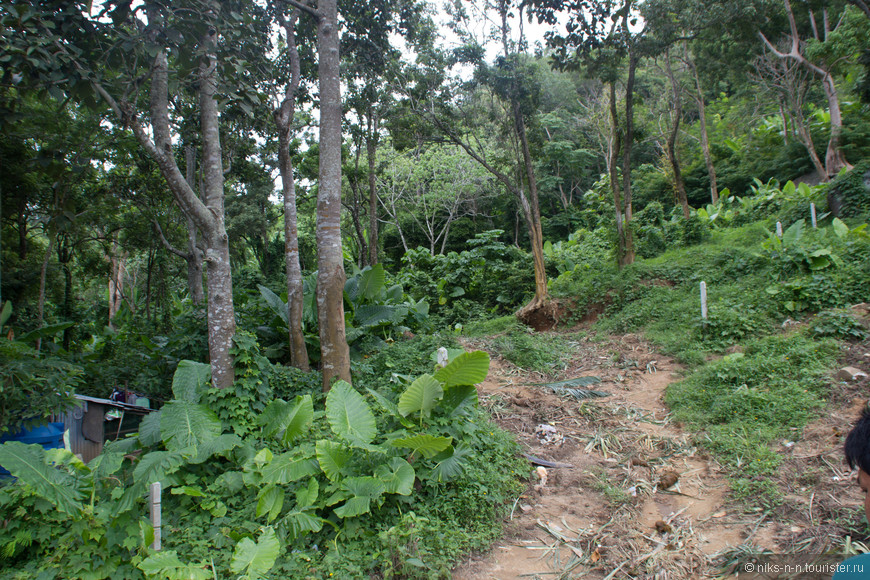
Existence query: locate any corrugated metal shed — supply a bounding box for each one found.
[59,395,154,462]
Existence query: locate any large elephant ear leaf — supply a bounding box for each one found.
[160,401,221,453]
[430,443,473,482]
[326,381,376,444]
[258,395,314,445]
[374,457,415,495]
[316,440,354,481]
[398,374,443,418]
[171,360,212,402]
[230,526,280,579]
[433,351,490,388]
[358,263,386,301]
[0,442,84,517]
[441,385,479,417]
[389,433,452,459]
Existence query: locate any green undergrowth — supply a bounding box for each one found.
[465,320,575,373]
[666,332,839,506]
[0,335,526,579]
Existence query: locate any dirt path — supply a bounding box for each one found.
[452,332,868,579]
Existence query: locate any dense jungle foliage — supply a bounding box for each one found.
[1,0,869,577]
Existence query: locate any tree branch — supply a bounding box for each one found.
[152,220,190,260]
[284,0,320,20]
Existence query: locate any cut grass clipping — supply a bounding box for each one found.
[527,376,609,400]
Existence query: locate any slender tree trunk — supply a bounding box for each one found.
[198,29,236,391]
[183,147,205,306]
[316,0,351,390]
[367,111,379,266]
[688,52,718,204]
[664,49,690,220]
[608,82,627,268]
[273,8,310,371]
[820,72,850,176]
[36,232,55,352]
[621,54,637,263]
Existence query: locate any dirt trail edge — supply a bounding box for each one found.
[452,332,867,580]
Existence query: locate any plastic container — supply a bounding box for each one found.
[0,422,66,475]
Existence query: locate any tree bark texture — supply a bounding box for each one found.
[688,52,718,204]
[275,7,310,371]
[366,110,380,266]
[315,0,352,390]
[620,53,637,263]
[607,82,627,268]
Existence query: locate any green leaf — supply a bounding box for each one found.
[230,526,280,578]
[284,511,325,540]
[374,457,415,495]
[256,485,284,523]
[430,443,473,482]
[833,218,849,239]
[259,395,314,445]
[171,360,212,402]
[260,452,319,484]
[138,411,162,446]
[0,300,11,329]
[782,219,805,246]
[295,477,319,508]
[398,374,443,418]
[132,450,186,485]
[316,440,353,481]
[87,451,124,479]
[433,351,490,388]
[171,485,204,497]
[138,551,211,580]
[390,433,452,459]
[326,381,376,444]
[0,442,83,516]
[366,387,400,416]
[358,264,386,301]
[334,476,386,518]
[193,433,243,463]
[441,385,479,417]
[385,284,403,302]
[258,285,289,325]
[16,322,74,343]
[354,304,404,327]
[160,401,221,453]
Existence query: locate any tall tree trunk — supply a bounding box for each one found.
[366,110,380,266]
[36,232,55,352]
[316,0,351,390]
[688,51,718,204]
[183,146,205,306]
[607,82,627,268]
[198,29,237,391]
[275,7,310,371]
[664,49,690,220]
[621,53,637,263]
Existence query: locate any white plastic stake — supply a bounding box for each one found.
[810,203,817,228]
[776,221,783,238]
[150,482,162,550]
[700,281,708,320]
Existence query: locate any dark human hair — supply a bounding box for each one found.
[845,407,870,473]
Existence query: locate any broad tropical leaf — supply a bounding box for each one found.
[193,433,243,464]
[295,477,319,508]
[160,401,221,453]
[316,440,353,481]
[132,450,187,485]
[325,381,376,444]
[384,284,403,302]
[16,322,74,343]
[430,443,473,482]
[354,304,404,327]
[374,457,415,495]
[334,476,386,518]
[441,385,479,417]
[258,284,289,325]
[0,442,84,516]
[433,351,490,388]
[230,526,280,578]
[782,219,805,245]
[171,360,212,403]
[138,411,162,446]
[358,264,386,301]
[366,387,400,416]
[87,451,124,480]
[138,551,211,580]
[284,511,325,541]
[260,452,319,485]
[398,374,443,418]
[390,433,452,459]
[256,485,285,523]
[259,395,314,445]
